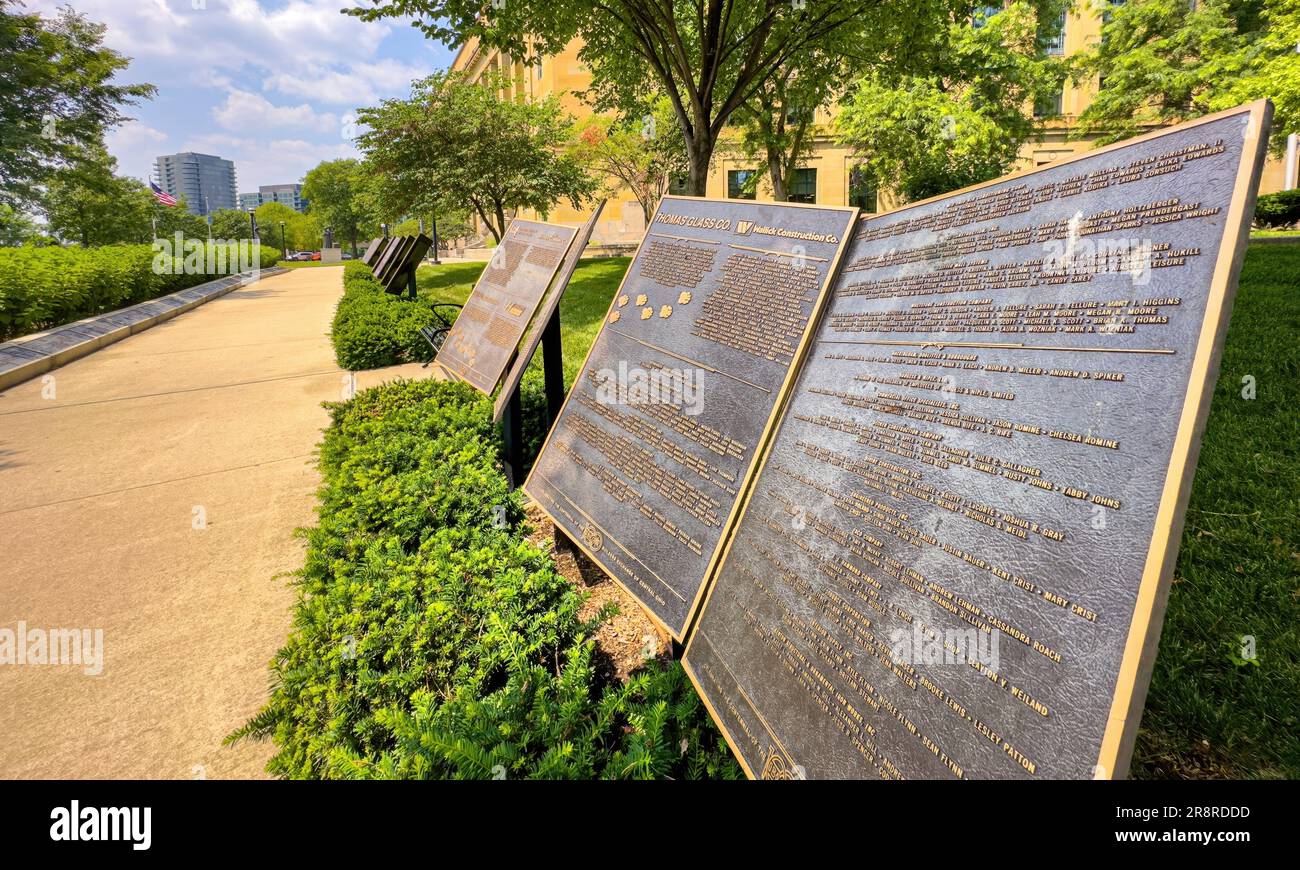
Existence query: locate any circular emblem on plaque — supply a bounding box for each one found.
[582,524,603,552]
[761,751,795,780]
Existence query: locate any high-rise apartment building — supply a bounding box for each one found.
[236,184,308,213]
[154,152,238,216]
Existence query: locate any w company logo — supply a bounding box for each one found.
[734,220,755,236]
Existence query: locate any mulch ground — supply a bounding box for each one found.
[523,501,672,684]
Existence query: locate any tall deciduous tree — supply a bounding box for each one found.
[572,97,686,223]
[346,0,930,196]
[357,71,594,243]
[301,158,377,256]
[1079,0,1298,152]
[835,1,1069,203]
[0,1,155,209]
[255,201,321,254]
[42,145,153,247]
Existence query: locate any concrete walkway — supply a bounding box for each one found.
[0,266,427,779]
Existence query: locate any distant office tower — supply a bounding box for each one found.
[261,183,307,212]
[154,152,238,216]
[236,184,308,214]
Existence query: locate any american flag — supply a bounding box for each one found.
[150,181,178,207]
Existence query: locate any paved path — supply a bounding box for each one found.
[0,266,426,779]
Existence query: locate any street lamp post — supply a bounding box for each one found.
[279,221,286,259]
[431,211,441,265]
[248,209,258,241]
[381,223,389,239]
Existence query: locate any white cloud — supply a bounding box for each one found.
[212,89,338,135]
[264,58,434,105]
[105,122,169,181]
[25,1,446,196]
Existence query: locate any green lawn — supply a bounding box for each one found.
[1249,229,1300,239]
[1132,243,1300,779]
[414,245,1299,779]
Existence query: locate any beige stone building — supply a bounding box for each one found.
[450,5,1294,243]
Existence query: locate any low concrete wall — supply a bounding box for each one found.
[0,267,287,393]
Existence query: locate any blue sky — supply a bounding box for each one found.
[31,0,457,191]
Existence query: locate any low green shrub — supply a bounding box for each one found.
[232,378,740,780]
[331,261,437,370]
[0,241,279,341]
[1254,188,1300,228]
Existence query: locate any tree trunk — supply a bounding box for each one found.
[768,148,787,201]
[686,131,715,196]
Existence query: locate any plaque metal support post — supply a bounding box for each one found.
[501,384,524,489]
[540,306,576,551]
[407,267,417,301]
[541,308,565,425]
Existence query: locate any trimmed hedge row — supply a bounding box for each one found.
[0,242,279,341]
[232,379,740,779]
[331,261,438,370]
[331,261,553,476]
[1254,188,1300,228]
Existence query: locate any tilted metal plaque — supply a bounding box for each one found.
[380,234,432,294]
[524,197,859,639]
[493,201,607,422]
[374,235,415,289]
[361,237,388,267]
[435,220,579,395]
[684,103,1272,779]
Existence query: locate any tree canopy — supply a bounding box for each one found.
[301,158,378,255]
[356,71,594,242]
[0,1,155,209]
[836,1,1068,203]
[1078,0,1298,151]
[346,0,937,195]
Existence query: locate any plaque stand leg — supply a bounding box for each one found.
[541,308,576,552]
[501,385,524,489]
[406,268,417,301]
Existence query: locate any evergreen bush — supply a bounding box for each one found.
[232,378,741,780]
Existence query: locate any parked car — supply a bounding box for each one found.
[310,251,321,261]
[289,251,313,261]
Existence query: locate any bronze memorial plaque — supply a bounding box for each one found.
[524,197,859,639]
[493,201,607,422]
[361,237,388,267]
[684,103,1272,780]
[435,220,579,395]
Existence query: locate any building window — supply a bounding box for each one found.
[1034,90,1063,119]
[788,168,817,204]
[1041,10,1066,55]
[849,168,878,213]
[667,174,690,196]
[728,169,757,200]
[1103,0,1126,25]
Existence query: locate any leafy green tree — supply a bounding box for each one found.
[357,71,595,243]
[728,3,935,202]
[42,144,153,247]
[835,2,1069,203]
[572,97,686,224]
[1079,0,1299,152]
[346,0,935,196]
[152,199,209,241]
[0,205,47,247]
[209,209,257,242]
[255,201,321,254]
[302,158,377,256]
[0,1,155,209]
